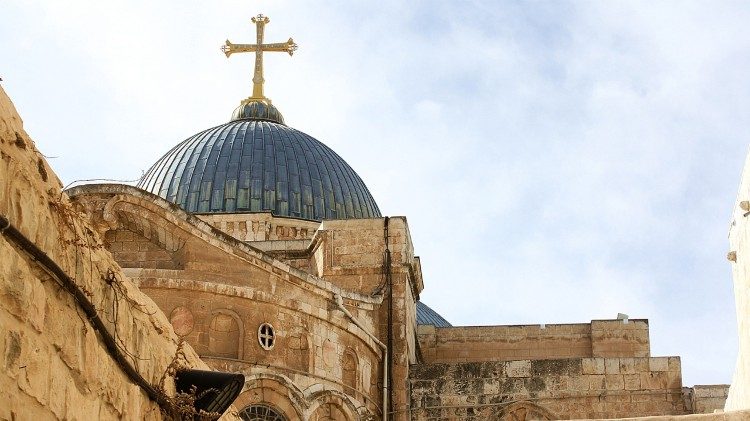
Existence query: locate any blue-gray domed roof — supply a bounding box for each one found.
[138,119,380,221]
[416,302,452,327]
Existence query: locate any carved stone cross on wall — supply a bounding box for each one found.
[221,14,298,103]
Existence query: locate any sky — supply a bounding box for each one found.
[2,1,749,387]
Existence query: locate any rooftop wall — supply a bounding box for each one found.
[686,385,731,414]
[418,319,649,364]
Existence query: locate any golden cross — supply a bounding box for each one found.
[221,14,298,103]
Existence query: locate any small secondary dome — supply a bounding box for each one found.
[416,302,452,327]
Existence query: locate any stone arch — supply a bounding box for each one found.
[342,347,358,393]
[235,375,305,421]
[287,327,311,373]
[497,401,557,421]
[100,194,187,252]
[91,195,190,269]
[207,309,244,359]
[306,391,359,421]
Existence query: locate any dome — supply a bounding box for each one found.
[138,119,380,221]
[416,302,452,327]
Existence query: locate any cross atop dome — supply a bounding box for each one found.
[222,14,298,106]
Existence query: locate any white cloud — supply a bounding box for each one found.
[2,0,748,386]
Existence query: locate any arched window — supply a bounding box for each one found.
[342,349,358,391]
[208,312,240,358]
[287,327,310,372]
[239,404,287,421]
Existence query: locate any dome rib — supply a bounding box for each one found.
[164,125,209,200]
[186,126,218,210]
[322,140,367,218]
[319,140,357,218]
[237,121,253,209]
[287,126,314,219]
[223,120,247,212]
[150,136,184,197]
[209,122,238,211]
[174,126,214,210]
[138,120,380,221]
[279,124,295,216]
[312,133,339,219]
[202,123,233,212]
[166,125,206,202]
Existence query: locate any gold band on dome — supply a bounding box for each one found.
[221,14,298,105]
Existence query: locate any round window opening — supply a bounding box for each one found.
[240,404,286,421]
[258,323,275,350]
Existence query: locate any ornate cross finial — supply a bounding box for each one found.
[221,14,298,104]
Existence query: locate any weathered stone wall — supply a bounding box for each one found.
[105,228,185,269]
[418,320,649,364]
[197,212,320,242]
[284,216,424,419]
[684,385,730,414]
[314,218,421,291]
[69,185,391,419]
[591,320,650,358]
[0,86,239,420]
[726,146,750,411]
[418,324,593,363]
[258,216,425,419]
[409,356,686,420]
[574,410,750,420]
[143,285,382,412]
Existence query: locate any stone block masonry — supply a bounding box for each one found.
[685,385,730,414]
[0,86,240,420]
[67,183,391,418]
[417,319,650,364]
[409,357,686,420]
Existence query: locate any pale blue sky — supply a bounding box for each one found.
[2,1,749,386]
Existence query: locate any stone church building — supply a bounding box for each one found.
[2,13,750,421]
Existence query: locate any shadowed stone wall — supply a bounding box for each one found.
[0,86,239,420]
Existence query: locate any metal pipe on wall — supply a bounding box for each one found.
[334,293,389,421]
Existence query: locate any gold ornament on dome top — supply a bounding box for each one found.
[221,14,298,105]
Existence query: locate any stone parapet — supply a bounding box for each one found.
[684,385,730,414]
[196,212,320,242]
[591,319,650,358]
[417,319,650,364]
